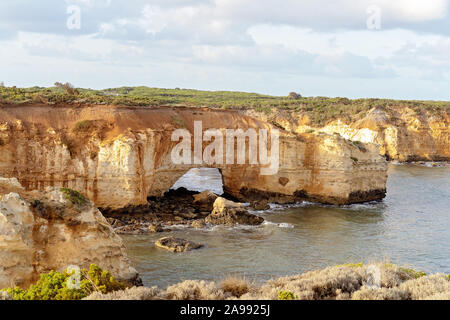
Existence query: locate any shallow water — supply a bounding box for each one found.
[122,164,450,288]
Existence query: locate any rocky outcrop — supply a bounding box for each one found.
[244,106,449,162]
[155,237,203,253]
[205,197,264,226]
[0,104,387,209]
[193,191,218,212]
[0,177,140,289]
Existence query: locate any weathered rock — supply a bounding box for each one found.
[155,237,203,253]
[250,200,270,211]
[0,177,140,289]
[245,106,450,162]
[193,191,218,212]
[148,223,163,233]
[206,197,264,226]
[191,219,206,229]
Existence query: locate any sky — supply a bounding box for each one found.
[1,0,450,100]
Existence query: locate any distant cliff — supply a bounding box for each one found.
[244,106,449,162]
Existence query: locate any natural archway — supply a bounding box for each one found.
[170,168,224,195]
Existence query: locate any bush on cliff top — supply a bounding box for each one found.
[2,264,125,300]
[1,86,448,126]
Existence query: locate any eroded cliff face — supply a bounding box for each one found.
[0,177,139,289]
[244,106,449,162]
[0,104,387,209]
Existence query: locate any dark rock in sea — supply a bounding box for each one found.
[155,237,203,253]
[206,197,264,226]
[250,200,270,211]
[193,190,218,211]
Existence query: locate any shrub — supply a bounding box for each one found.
[288,92,302,100]
[60,187,87,205]
[278,290,296,300]
[2,264,125,300]
[219,275,252,298]
[351,157,359,162]
[73,120,95,132]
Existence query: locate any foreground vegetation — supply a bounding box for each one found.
[3,263,447,300]
[1,264,125,300]
[1,85,449,125]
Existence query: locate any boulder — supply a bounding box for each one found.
[148,223,163,233]
[191,219,206,229]
[0,177,140,289]
[250,200,270,211]
[193,191,218,211]
[205,197,264,226]
[155,237,203,253]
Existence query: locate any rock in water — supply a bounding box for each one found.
[0,177,140,289]
[155,237,203,253]
[191,219,206,229]
[193,191,218,211]
[148,223,163,233]
[250,200,270,211]
[205,197,264,226]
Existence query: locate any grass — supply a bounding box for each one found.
[1,85,449,126]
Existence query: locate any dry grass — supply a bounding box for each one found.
[165,280,225,300]
[84,263,450,300]
[83,286,161,300]
[219,275,253,298]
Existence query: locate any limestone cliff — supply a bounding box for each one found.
[0,104,387,209]
[0,177,139,289]
[244,106,449,162]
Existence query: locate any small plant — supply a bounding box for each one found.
[171,115,185,128]
[60,187,87,205]
[73,120,95,132]
[398,267,427,279]
[219,275,252,298]
[2,264,125,300]
[278,290,296,300]
[351,157,359,162]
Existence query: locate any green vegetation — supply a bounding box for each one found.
[60,187,87,206]
[385,263,427,279]
[1,85,449,125]
[351,157,359,163]
[171,115,185,128]
[339,262,364,268]
[278,290,296,300]
[2,264,125,300]
[398,268,427,279]
[73,120,95,132]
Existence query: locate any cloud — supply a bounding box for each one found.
[0,0,450,99]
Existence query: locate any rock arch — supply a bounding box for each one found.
[0,104,387,209]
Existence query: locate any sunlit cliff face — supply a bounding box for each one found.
[0,104,387,209]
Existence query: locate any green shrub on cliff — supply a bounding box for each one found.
[2,264,125,300]
[60,187,87,205]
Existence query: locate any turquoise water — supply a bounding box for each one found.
[123,164,450,288]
